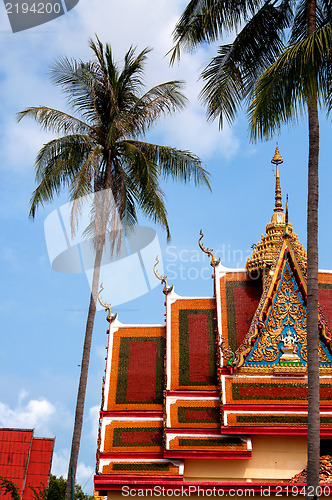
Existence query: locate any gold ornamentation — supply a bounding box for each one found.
[248,267,306,365]
[271,144,283,212]
[198,230,221,266]
[238,264,332,372]
[153,256,173,294]
[271,143,283,165]
[285,194,290,236]
[98,283,117,322]
[246,149,307,275]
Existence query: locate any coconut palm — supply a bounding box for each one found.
[18,37,210,500]
[248,22,332,494]
[171,0,332,494]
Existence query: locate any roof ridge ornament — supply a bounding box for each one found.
[153,256,173,294]
[198,229,221,266]
[98,283,117,322]
[271,143,283,213]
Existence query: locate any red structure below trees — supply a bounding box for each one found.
[0,428,54,499]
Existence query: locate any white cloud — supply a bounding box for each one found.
[88,405,99,442]
[0,0,240,177]
[153,105,239,160]
[0,245,20,269]
[52,449,94,491]
[0,394,72,437]
[18,389,29,405]
[1,118,55,173]
[76,462,94,487]
[51,448,70,478]
[0,398,55,433]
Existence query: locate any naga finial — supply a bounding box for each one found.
[153,256,173,294]
[198,229,220,266]
[98,283,117,322]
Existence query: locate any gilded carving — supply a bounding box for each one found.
[246,266,306,366]
[240,263,332,372]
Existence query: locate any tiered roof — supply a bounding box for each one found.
[95,148,332,492]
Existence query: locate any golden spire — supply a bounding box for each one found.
[271,144,283,213]
[285,193,290,236]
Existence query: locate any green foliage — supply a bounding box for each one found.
[0,476,21,500]
[171,0,332,133]
[18,37,210,241]
[249,24,332,139]
[29,475,93,500]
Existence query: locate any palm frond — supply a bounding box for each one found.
[249,24,332,140]
[122,82,188,137]
[117,46,152,99]
[290,0,326,43]
[17,106,92,135]
[123,140,211,189]
[121,185,138,230]
[29,134,95,218]
[200,0,293,126]
[124,170,171,240]
[50,57,99,123]
[319,0,332,25]
[23,37,207,242]
[117,141,171,238]
[69,145,101,235]
[170,0,265,63]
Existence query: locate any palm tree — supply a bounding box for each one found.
[248,20,332,493]
[171,0,332,494]
[18,37,210,500]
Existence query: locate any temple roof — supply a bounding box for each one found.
[0,428,54,500]
[223,146,332,372]
[246,145,307,274]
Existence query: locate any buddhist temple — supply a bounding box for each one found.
[94,148,332,497]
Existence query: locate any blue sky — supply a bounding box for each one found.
[1,0,332,494]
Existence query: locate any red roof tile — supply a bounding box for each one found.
[0,429,33,496]
[23,438,54,500]
[0,429,54,500]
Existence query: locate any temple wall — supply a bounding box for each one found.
[106,435,311,499]
[184,435,307,481]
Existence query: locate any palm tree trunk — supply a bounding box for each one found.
[65,240,103,500]
[306,0,320,496]
[306,97,320,498]
[65,159,114,500]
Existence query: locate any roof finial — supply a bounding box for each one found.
[98,283,117,322]
[198,229,221,266]
[153,256,173,294]
[271,143,283,213]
